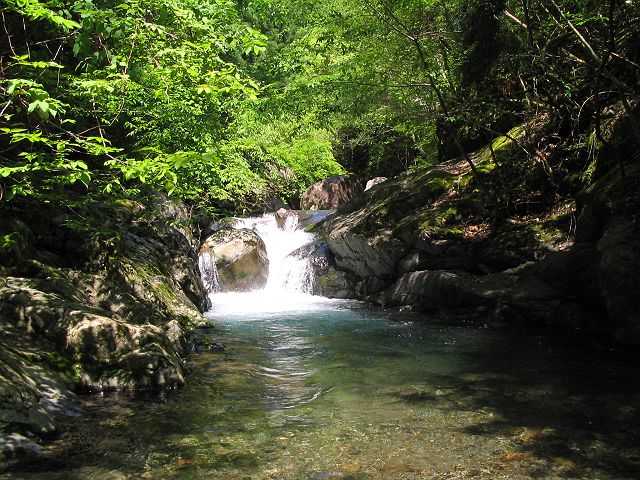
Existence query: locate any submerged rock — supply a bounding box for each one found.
[300,174,363,210]
[0,434,43,458]
[200,228,269,292]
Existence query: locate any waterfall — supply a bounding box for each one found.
[232,210,316,294]
[200,209,337,315]
[198,250,220,294]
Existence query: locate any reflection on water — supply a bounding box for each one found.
[3,303,640,479]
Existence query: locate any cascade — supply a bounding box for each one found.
[200,210,335,315]
[198,250,220,294]
[233,210,316,294]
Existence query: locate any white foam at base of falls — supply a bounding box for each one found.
[207,291,354,318]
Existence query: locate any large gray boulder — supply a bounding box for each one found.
[375,243,600,331]
[300,174,363,210]
[322,160,637,340]
[200,228,269,292]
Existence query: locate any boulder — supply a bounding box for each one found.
[323,168,461,294]
[322,160,629,339]
[288,241,355,298]
[0,323,82,443]
[0,197,209,440]
[375,245,599,330]
[326,227,407,293]
[596,219,640,344]
[200,228,269,292]
[365,177,388,191]
[300,174,363,210]
[296,210,335,231]
[0,271,191,392]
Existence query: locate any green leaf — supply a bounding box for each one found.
[79,171,91,187]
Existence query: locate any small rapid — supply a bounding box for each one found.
[231,211,317,293]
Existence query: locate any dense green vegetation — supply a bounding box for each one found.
[1,0,639,223]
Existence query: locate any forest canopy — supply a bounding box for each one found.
[1,0,638,214]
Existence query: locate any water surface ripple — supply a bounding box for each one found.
[3,300,640,480]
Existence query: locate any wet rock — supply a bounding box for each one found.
[275,207,304,230]
[396,248,482,275]
[263,196,289,212]
[319,156,637,341]
[0,323,81,440]
[289,241,356,298]
[324,169,461,293]
[597,219,640,343]
[116,221,208,320]
[301,174,363,210]
[375,270,477,309]
[375,243,602,330]
[296,210,335,231]
[326,226,407,289]
[0,276,188,391]
[200,228,269,292]
[1,197,208,439]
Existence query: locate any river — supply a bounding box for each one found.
[2,212,639,479]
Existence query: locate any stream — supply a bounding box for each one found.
[3,212,639,479]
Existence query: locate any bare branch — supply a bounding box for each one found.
[546,0,601,63]
[2,12,16,55]
[504,10,528,29]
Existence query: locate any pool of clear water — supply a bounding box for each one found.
[3,299,640,479]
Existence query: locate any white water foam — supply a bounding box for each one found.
[198,250,220,294]
[202,210,344,316]
[232,211,315,293]
[207,291,354,318]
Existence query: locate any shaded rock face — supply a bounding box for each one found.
[375,244,602,328]
[325,168,464,297]
[597,221,640,343]
[323,159,640,343]
[300,174,363,210]
[200,228,269,292]
[0,323,82,446]
[0,198,209,439]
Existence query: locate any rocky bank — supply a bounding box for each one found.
[323,123,640,344]
[0,196,208,451]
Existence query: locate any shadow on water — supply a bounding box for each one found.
[2,309,640,480]
[1,343,280,478]
[386,326,640,479]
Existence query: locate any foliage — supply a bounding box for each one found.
[1,0,638,220]
[0,0,342,215]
